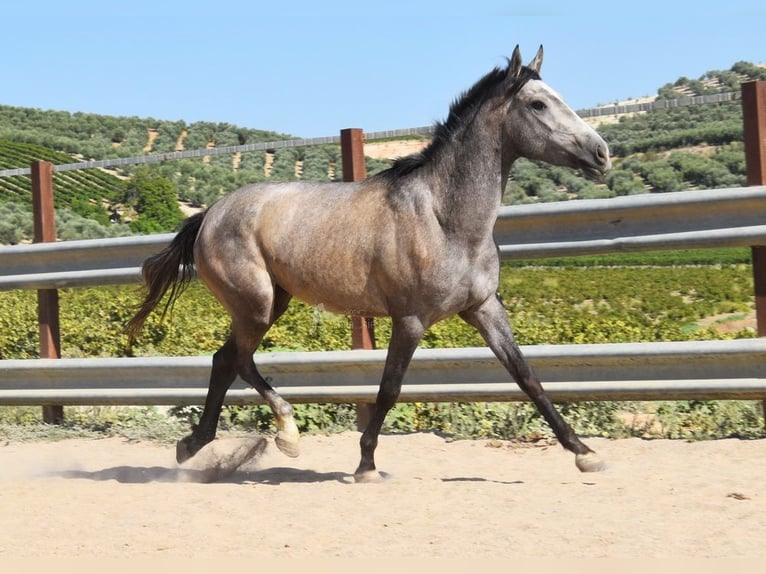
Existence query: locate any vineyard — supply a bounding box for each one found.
[0,141,124,221]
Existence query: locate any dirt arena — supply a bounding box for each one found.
[0,431,764,558]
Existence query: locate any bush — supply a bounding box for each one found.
[606,169,645,196]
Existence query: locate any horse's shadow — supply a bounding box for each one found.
[56,465,353,485]
[56,466,523,485]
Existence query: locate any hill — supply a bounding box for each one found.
[0,59,764,242]
[0,108,392,243]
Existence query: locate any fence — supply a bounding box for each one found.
[2,185,766,289]
[1,340,766,406]
[0,82,765,422]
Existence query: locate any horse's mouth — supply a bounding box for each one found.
[579,162,610,182]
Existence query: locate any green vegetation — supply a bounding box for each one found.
[656,61,766,100]
[1,261,763,442]
[1,261,754,361]
[0,405,187,443]
[511,246,752,267]
[118,168,184,233]
[0,141,130,228]
[0,200,133,245]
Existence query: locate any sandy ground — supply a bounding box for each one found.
[0,431,764,558]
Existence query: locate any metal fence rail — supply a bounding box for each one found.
[496,185,766,259]
[576,91,740,119]
[1,339,764,406]
[0,233,172,290]
[2,185,766,289]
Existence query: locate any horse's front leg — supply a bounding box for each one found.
[460,294,606,472]
[355,316,425,483]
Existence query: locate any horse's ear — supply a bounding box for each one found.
[508,45,523,81]
[528,45,544,73]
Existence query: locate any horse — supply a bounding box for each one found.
[127,45,611,481]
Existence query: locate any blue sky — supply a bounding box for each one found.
[2,0,763,139]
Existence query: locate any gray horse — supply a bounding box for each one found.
[127,45,611,480]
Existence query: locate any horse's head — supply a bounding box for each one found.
[502,45,611,180]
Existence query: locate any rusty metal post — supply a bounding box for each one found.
[31,160,64,424]
[742,81,766,422]
[340,128,376,430]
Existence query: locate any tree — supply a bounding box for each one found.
[668,151,742,189]
[0,202,32,244]
[641,161,683,193]
[606,169,645,196]
[56,208,133,240]
[120,168,183,233]
[713,143,746,176]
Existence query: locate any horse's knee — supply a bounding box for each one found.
[375,383,401,413]
[208,343,238,390]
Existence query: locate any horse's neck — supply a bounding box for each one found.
[428,120,507,241]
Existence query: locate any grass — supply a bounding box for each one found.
[0,406,188,444]
[508,246,753,267]
[2,399,763,445]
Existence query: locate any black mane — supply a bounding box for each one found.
[377,64,541,180]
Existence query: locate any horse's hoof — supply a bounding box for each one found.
[353,469,385,484]
[576,451,607,472]
[275,431,300,458]
[176,437,198,464]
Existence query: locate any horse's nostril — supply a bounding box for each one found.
[596,145,608,164]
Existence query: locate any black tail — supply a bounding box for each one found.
[126,211,206,342]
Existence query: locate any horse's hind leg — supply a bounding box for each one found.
[236,352,300,458]
[460,294,606,472]
[231,287,299,457]
[177,336,238,463]
[177,286,297,462]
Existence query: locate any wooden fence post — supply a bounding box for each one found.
[30,160,64,424]
[741,80,766,422]
[340,128,376,431]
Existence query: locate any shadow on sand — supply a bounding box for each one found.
[56,465,353,485]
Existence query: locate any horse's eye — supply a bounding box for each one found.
[531,100,547,111]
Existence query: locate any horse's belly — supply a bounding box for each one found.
[272,265,389,318]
